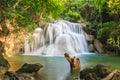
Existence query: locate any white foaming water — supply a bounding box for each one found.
[24,20,89,56]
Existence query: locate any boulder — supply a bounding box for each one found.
[86,35,104,53]
[84,73,100,80]
[94,64,112,78]
[64,53,81,73]
[3,71,36,80]
[3,71,18,80]
[16,63,43,74]
[88,44,95,52]
[80,64,113,80]
[3,63,43,80]
[94,39,104,53]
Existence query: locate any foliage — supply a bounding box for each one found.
[97,22,117,40]
[21,0,65,22]
[107,0,120,14]
[61,0,85,22]
[94,0,106,13]
[80,2,100,25]
[107,24,120,49]
[0,0,66,32]
[64,10,80,22]
[61,0,100,26]
[97,21,120,54]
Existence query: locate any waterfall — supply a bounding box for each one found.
[24,20,89,56]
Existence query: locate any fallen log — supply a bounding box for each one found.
[64,53,81,72]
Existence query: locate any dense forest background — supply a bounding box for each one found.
[0,0,120,56]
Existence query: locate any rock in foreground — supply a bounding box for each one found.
[16,63,43,74]
[3,63,43,80]
[80,64,120,80]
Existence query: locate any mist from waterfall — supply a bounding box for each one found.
[24,20,89,56]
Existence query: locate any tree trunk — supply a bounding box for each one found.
[64,53,81,73]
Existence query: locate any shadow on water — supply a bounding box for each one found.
[6,53,120,80]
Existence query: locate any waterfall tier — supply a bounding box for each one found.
[24,20,88,56]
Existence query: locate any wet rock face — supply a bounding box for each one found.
[80,64,113,80]
[16,63,43,74]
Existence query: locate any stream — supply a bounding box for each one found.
[7,53,120,80]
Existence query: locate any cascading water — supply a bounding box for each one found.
[24,20,89,56]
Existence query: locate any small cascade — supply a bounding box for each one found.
[24,20,89,56]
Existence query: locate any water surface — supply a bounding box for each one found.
[7,53,120,80]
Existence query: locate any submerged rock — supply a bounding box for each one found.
[16,63,43,74]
